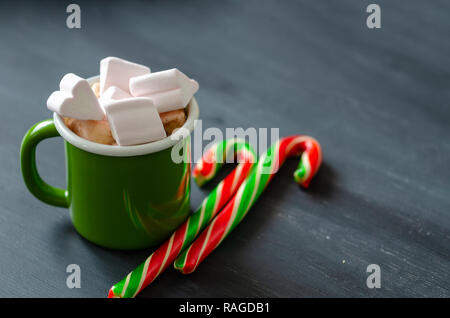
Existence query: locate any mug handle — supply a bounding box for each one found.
[20,119,69,208]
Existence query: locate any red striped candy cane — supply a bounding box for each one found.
[174,135,322,274]
[108,139,256,298]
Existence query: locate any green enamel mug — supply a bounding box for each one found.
[20,77,199,250]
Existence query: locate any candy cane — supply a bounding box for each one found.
[108,139,257,298]
[174,135,322,274]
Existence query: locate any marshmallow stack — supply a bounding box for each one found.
[46,57,199,146]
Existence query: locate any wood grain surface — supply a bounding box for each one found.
[0,0,449,297]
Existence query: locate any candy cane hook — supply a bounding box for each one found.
[174,135,322,274]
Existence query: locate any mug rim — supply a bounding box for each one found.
[53,75,199,157]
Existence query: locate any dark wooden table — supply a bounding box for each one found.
[1,0,449,297]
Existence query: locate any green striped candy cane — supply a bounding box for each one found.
[174,135,322,274]
[108,138,257,298]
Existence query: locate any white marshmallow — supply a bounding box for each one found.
[129,68,199,113]
[99,86,132,102]
[100,57,150,95]
[103,97,166,146]
[47,73,104,120]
